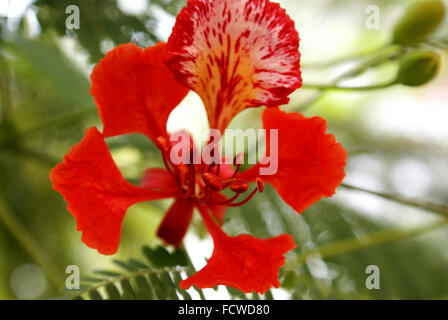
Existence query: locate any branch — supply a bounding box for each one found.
[295,219,448,266]
[302,81,396,91]
[340,183,448,217]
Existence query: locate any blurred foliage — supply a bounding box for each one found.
[0,0,448,300]
[34,0,158,62]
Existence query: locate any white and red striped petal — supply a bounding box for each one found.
[167,0,301,132]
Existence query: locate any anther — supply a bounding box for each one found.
[202,172,223,191]
[228,179,249,193]
[226,178,264,207]
[155,136,170,153]
[256,177,265,193]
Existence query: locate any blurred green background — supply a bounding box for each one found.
[1,0,448,300]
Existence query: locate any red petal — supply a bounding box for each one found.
[239,107,346,214]
[207,192,227,223]
[50,127,176,255]
[90,42,189,141]
[157,197,195,247]
[141,168,179,193]
[180,206,296,294]
[167,0,301,132]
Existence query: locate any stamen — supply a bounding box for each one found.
[202,172,223,191]
[225,178,264,207]
[233,152,245,165]
[156,136,176,178]
[226,188,258,207]
[231,152,245,178]
[198,188,212,204]
[155,136,170,153]
[207,193,240,206]
[216,163,221,176]
[228,179,249,193]
[207,161,221,177]
[256,177,265,193]
[189,164,195,192]
[178,163,189,186]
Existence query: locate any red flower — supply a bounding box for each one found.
[50,0,346,294]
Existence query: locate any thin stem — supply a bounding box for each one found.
[227,188,258,207]
[295,219,448,266]
[335,46,404,81]
[0,199,66,288]
[297,46,405,112]
[301,43,393,69]
[302,81,396,91]
[340,183,448,217]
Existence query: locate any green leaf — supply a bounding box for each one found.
[105,283,121,300]
[88,289,103,300]
[148,272,167,299]
[226,287,247,300]
[120,279,136,300]
[173,272,192,300]
[142,245,188,267]
[160,272,179,300]
[133,275,154,300]
[94,270,122,278]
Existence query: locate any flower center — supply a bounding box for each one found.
[156,136,264,207]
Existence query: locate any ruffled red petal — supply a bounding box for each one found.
[90,42,189,141]
[239,107,346,214]
[157,197,195,247]
[141,168,180,193]
[50,127,176,255]
[180,206,296,294]
[167,0,301,132]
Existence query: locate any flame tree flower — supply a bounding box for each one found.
[50,0,346,294]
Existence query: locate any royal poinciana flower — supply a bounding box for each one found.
[50,0,346,294]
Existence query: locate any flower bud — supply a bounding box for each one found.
[393,0,446,46]
[397,49,440,87]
